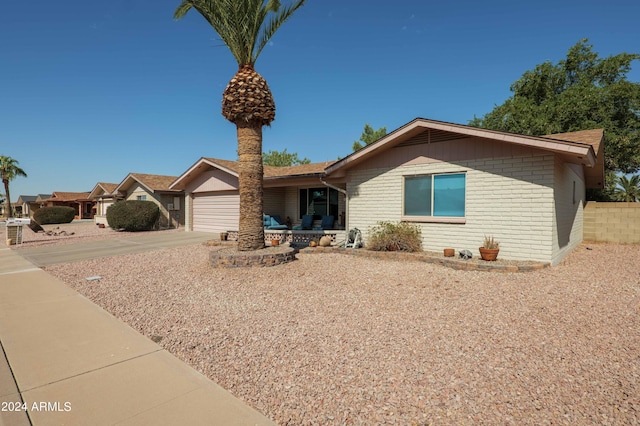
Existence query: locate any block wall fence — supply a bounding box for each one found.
[583,202,640,244]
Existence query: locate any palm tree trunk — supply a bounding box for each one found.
[236,120,265,251]
[2,177,11,218]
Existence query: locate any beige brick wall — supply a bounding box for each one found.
[347,154,558,263]
[551,161,585,265]
[583,202,640,243]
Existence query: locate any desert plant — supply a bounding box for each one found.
[482,235,500,249]
[106,200,160,232]
[33,206,75,224]
[367,221,422,252]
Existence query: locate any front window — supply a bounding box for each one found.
[299,187,339,219]
[136,195,147,201]
[404,173,466,219]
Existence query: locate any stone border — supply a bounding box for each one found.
[298,247,550,273]
[209,245,297,268]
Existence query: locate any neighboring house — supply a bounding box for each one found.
[89,182,121,225]
[14,194,50,218]
[15,195,38,217]
[113,173,185,229]
[173,118,605,265]
[43,192,95,220]
[170,158,346,233]
[36,194,52,205]
[323,118,604,265]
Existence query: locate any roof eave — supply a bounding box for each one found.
[326,118,599,175]
[170,158,239,191]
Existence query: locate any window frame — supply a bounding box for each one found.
[299,187,339,220]
[402,172,467,224]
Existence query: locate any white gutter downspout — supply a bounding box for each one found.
[320,177,348,232]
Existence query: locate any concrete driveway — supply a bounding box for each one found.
[16,231,215,267]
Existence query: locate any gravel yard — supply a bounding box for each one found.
[10,222,640,424]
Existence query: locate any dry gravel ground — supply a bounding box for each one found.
[0,220,180,249]
[8,222,640,424]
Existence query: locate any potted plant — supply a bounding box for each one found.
[479,235,499,261]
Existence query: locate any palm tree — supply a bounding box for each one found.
[0,156,28,218]
[174,0,306,250]
[613,174,640,202]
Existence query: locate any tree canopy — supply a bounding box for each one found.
[263,148,311,166]
[353,124,387,151]
[470,39,640,175]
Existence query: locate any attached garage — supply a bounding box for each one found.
[192,191,239,233]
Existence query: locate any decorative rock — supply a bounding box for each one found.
[319,236,332,247]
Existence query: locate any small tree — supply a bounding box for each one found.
[353,124,387,151]
[263,148,311,166]
[0,156,28,218]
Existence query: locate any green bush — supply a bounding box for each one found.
[106,200,160,232]
[366,221,423,252]
[33,206,75,225]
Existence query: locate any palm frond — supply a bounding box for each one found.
[254,0,305,63]
[174,0,305,67]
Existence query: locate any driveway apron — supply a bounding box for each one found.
[15,231,215,267]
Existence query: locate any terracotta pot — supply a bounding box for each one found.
[309,241,317,247]
[98,223,105,229]
[271,239,280,246]
[443,248,455,257]
[479,247,499,261]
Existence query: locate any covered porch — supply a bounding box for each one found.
[226,228,347,247]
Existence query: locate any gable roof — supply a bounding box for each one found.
[544,129,605,189]
[16,195,38,204]
[89,182,119,199]
[325,118,604,188]
[115,173,182,194]
[46,192,91,202]
[170,157,335,190]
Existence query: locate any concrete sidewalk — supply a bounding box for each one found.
[0,247,274,426]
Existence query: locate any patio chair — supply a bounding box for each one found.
[314,215,334,230]
[293,214,314,230]
[263,214,288,230]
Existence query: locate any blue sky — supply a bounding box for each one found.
[2,0,639,198]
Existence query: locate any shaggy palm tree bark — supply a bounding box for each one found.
[2,177,11,218]
[236,120,265,251]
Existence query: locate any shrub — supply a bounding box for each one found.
[33,206,75,225]
[366,221,423,252]
[106,200,160,232]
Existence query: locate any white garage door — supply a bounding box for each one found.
[192,191,239,233]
